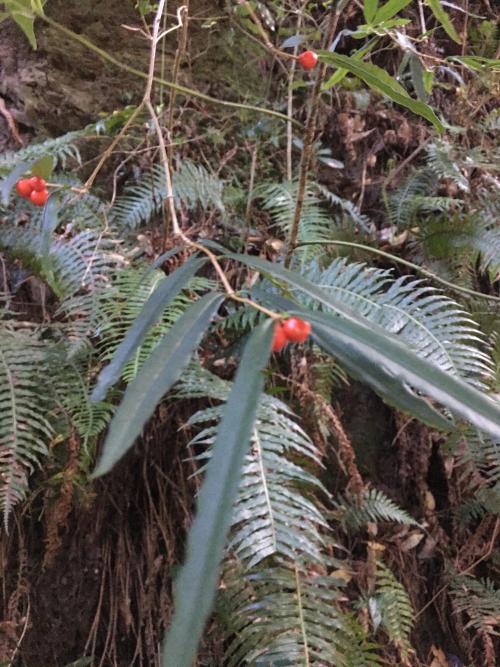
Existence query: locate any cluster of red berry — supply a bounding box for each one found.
[298,50,318,70]
[15,177,49,206]
[272,317,312,352]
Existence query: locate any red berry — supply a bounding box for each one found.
[30,189,49,206]
[282,317,312,344]
[15,179,33,198]
[272,323,287,352]
[29,176,47,192]
[298,50,318,70]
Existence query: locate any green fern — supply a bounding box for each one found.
[425,139,471,192]
[300,258,493,388]
[450,574,500,636]
[0,129,85,174]
[222,562,382,667]
[0,328,53,528]
[97,268,213,384]
[179,364,328,568]
[387,167,459,228]
[110,160,225,229]
[256,180,332,245]
[335,488,418,530]
[371,562,414,656]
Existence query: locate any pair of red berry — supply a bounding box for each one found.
[16,177,49,206]
[272,317,312,352]
[298,50,318,70]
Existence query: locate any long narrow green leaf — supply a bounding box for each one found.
[91,256,207,402]
[161,319,274,667]
[307,310,500,441]
[364,0,378,23]
[39,194,59,257]
[319,52,444,132]
[425,0,461,44]
[92,291,223,476]
[374,0,411,23]
[225,253,500,441]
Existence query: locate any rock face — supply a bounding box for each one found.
[0,0,151,148]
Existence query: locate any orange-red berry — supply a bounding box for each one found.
[272,323,288,352]
[15,178,33,198]
[29,176,47,192]
[282,317,312,343]
[298,50,318,70]
[30,189,49,206]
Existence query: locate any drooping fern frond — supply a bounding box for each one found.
[371,562,414,657]
[316,183,373,232]
[386,168,459,228]
[335,488,418,530]
[179,364,328,568]
[256,179,332,245]
[110,160,225,229]
[452,426,500,496]
[450,574,500,636]
[312,356,349,400]
[51,357,114,462]
[0,129,85,174]
[425,139,470,192]
[0,328,53,528]
[221,562,382,667]
[301,258,493,388]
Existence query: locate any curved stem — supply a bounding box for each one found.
[28,7,300,127]
[296,240,500,303]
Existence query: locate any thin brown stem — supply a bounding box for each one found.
[284,5,344,267]
[167,4,190,170]
[19,4,299,127]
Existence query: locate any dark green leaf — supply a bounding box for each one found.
[92,291,223,476]
[409,54,428,102]
[40,193,59,256]
[374,0,411,23]
[307,309,500,441]
[319,52,444,132]
[425,0,461,44]
[92,257,207,402]
[161,320,274,667]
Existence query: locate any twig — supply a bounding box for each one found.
[0,96,23,145]
[14,3,300,127]
[284,4,344,267]
[167,4,190,170]
[295,239,500,303]
[286,3,307,181]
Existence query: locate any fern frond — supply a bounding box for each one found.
[222,562,382,667]
[372,562,414,655]
[335,488,418,530]
[426,140,470,192]
[312,356,349,401]
[179,364,328,568]
[0,328,53,528]
[97,268,213,384]
[316,184,373,232]
[110,160,225,229]
[0,130,84,174]
[451,426,500,493]
[450,574,500,636]
[302,258,493,387]
[256,180,332,244]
